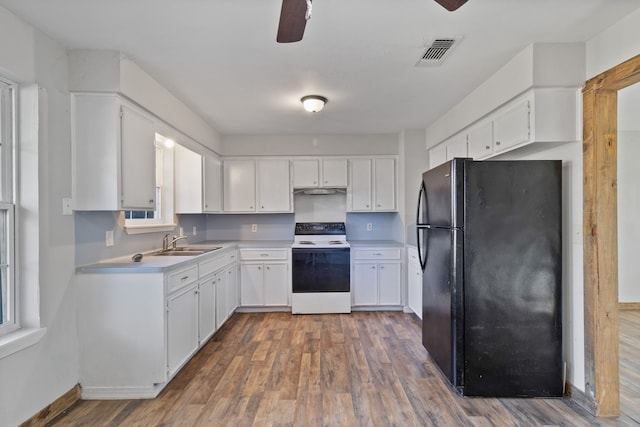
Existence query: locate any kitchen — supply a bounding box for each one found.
[1,1,640,426]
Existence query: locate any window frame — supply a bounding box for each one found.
[0,77,17,336]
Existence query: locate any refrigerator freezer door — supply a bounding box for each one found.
[421,159,466,229]
[422,227,464,388]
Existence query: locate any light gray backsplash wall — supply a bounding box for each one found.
[206,213,296,241]
[346,212,402,241]
[75,212,207,265]
[294,193,347,222]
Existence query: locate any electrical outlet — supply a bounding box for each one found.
[179,227,184,237]
[62,197,73,216]
[251,224,258,232]
[105,230,114,247]
[193,226,197,236]
[367,223,373,231]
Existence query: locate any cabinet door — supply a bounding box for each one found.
[374,158,396,211]
[446,133,468,160]
[215,273,227,329]
[428,144,447,169]
[352,263,378,306]
[226,265,238,314]
[198,276,216,343]
[120,105,156,210]
[264,263,289,306]
[493,99,530,153]
[407,260,422,319]
[378,263,402,305]
[467,121,493,159]
[203,153,222,213]
[174,144,203,214]
[223,160,256,212]
[240,263,264,306]
[167,284,199,376]
[258,159,291,212]
[350,159,372,211]
[322,159,348,187]
[292,160,319,188]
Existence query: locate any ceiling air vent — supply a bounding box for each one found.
[416,37,461,67]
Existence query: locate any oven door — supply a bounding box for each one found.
[292,248,350,292]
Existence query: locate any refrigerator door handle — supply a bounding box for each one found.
[416,182,429,270]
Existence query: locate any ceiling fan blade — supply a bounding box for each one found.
[434,0,469,11]
[277,0,308,43]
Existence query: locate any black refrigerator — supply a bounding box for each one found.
[416,158,563,397]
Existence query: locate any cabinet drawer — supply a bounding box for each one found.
[353,248,401,260]
[168,265,198,294]
[199,251,238,278]
[240,248,289,261]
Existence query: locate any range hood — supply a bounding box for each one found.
[294,188,347,195]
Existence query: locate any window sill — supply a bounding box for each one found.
[0,327,47,360]
[124,223,177,235]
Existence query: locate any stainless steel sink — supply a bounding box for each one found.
[150,246,222,257]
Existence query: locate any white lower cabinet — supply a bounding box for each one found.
[168,282,199,376]
[351,247,402,307]
[407,246,422,319]
[77,245,238,399]
[240,248,291,307]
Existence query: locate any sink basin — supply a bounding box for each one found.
[149,246,222,257]
[152,250,206,256]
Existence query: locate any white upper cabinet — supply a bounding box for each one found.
[348,157,397,212]
[493,98,530,153]
[349,159,372,211]
[292,158,348,188]
[467,121,493,159]
[257,159,291,212]
[72,93,156,211]
[223,158,292,213]
[203,152,222,213]
[445,133,468,161]
[174,144,203,214]
[430,87,578,162]
[223,159,256,212]
[428,144,447,169]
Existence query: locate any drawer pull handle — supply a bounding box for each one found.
[181,276,189,280]
[260,254,269,257]
[496,141,501,146]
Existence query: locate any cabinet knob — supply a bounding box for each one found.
[266,266,270,270]
[261,205,264,209]
[371,266,376,269]
[324,181,328,184]
[194,290,199,295]
[495,141,501,146]
[377,204,381,207]
[485,145,490,150]
[366,204,370,208]
[380,266,384,269]
[149,199,154,204]
[258,266,262,270]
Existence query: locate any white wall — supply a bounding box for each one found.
[222,134,399,156]
[618,130,640,303]
[401,129,428,246]
[0,7,78,426]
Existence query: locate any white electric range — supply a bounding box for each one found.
[291,222,351,314]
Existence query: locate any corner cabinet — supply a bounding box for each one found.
[351,247,403,308]
[348,157,397,212]
[72,93,156,211]
[174,144,203,214]
[223,159,291,213]
[77,246,238,399]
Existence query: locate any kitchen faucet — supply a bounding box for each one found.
[162,233,188,250]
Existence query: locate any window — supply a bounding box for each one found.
[123,134,175,234]
[0,78,16,335]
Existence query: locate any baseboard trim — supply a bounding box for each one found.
[619,302,640,311]
[20,384,80,427]
[566,382,597,416]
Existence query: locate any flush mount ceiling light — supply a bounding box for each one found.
[301,95,327,113]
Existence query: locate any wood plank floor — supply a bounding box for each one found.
[49,311,640,426]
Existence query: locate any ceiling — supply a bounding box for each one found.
[1,0,639,136]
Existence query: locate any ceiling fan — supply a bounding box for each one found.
[276,0,469,43]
